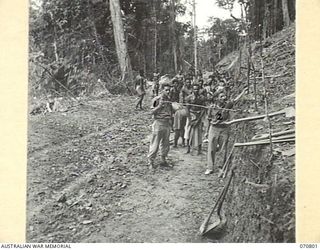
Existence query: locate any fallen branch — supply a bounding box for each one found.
[254,74,285,79]
[260,215,275,225]
[249,159,261,169]
[39,65,80,103]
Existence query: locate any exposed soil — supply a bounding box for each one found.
[27,94,228,243]
[27,24,295,243]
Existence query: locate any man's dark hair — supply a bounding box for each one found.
[162,83,171,89]
[172,79,179,84]
[139,69,144,76]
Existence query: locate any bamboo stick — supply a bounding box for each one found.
[225,108,288,125]
[252,129,295,141]
[234,138,295,147]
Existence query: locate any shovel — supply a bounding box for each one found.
[219,144,235,179]
[199,170,234,236]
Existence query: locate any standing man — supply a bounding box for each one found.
[185,84,206,155]
[170,79,180,102]
[198,78,207,97]
[171,79,188,148]
[152,72,160,97]
[135,69,146,110]
[180,78,192,104]
[147,84,173,169]
[205,88,247,175]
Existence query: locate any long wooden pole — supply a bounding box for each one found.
[234,138,295,147]
[260,37,274,158]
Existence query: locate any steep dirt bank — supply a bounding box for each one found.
[215,24,295,242]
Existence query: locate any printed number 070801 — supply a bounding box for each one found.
[300,244,318,248]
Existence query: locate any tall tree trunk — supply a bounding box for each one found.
[262,2,268,40]
[281,0,290,27]
[109,0,133,82]
[273,0,278,34]
[193,0,197,76]
[153,0,157,72]
[170,0,178,73]
[48,12,59,62]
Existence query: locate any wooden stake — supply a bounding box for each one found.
[248,53,259,111]
[259,39,273,159]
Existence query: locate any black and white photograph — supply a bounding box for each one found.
[27,0,296,243]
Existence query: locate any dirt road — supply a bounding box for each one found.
[27,94,224,243]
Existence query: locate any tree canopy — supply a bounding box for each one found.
[29,0,295,96]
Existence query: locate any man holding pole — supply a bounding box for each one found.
[205,88,247,175]
[147,84,173,169]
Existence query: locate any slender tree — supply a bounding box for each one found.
[170,0,178,73]
[109,0,133,82]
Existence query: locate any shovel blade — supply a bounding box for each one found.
[284,107,295,118]
[201,219,221,235]
[199,220,209,235]
[202,213,227,237]
[199,213,222,236]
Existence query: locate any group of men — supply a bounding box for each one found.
[135,69,247,175]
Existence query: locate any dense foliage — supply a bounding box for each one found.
[29,0,295,97]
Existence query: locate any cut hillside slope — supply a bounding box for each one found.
[211,23,295,242]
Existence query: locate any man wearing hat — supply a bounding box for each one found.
[147,84,173,169]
